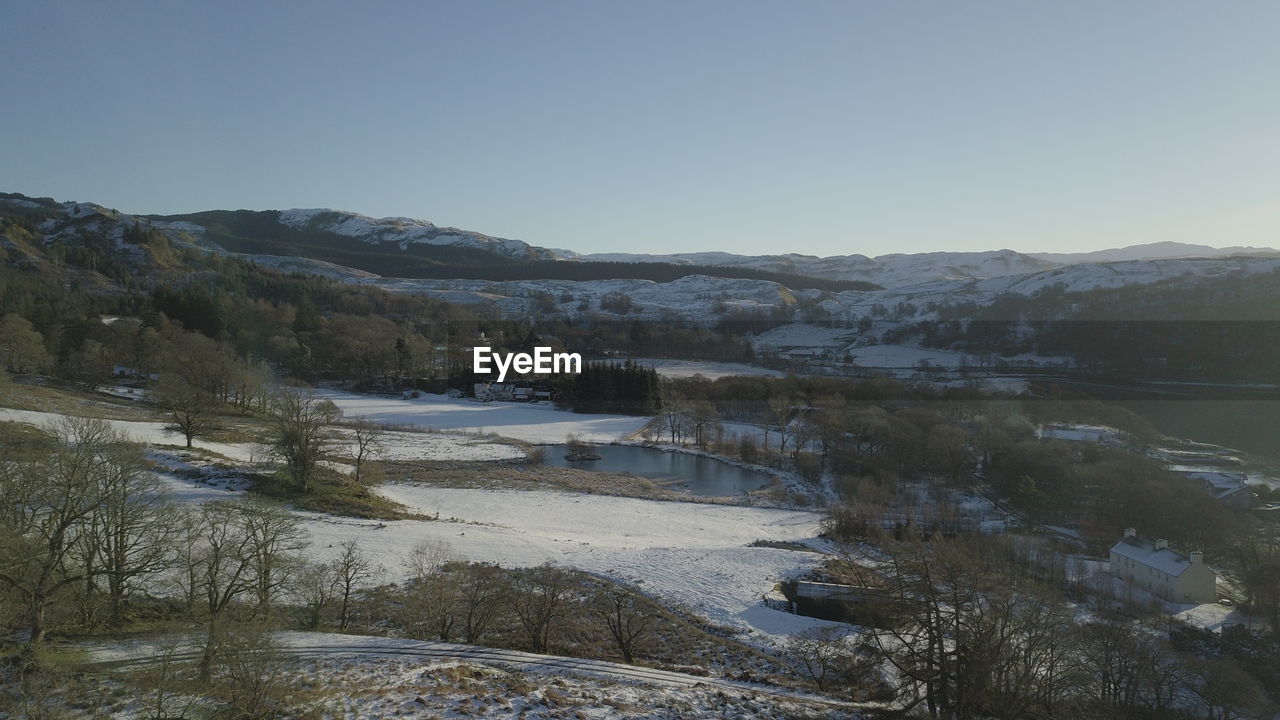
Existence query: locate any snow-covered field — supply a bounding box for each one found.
[156,464,831,643]
[0,406,525,465]
[0,407,259,462]
[339,427,524,462]
[319,390,652,444]
[627,358,784,380]
[751,324,857,352]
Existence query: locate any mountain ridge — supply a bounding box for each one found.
[9,192,1274,289]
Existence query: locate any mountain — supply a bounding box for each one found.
[6,191,1280,329]
[1028,241,1280,265]
[564,249,1059,288]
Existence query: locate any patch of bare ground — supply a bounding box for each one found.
[0,378,162,421]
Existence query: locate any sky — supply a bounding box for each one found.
[2,1,1278,257]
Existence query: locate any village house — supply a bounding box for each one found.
[1109,528,1217,605]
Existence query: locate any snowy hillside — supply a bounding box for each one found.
[7,192,1280,332]
[349,256,1280,329]
[276,208,553,260]
[1030,240,1280,265]
[570,248,1058,288]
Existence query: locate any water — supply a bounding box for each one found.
[540,444,774,496]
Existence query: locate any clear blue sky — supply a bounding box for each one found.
[3,1,1278,256]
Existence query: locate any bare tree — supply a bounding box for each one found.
[591,586,653,664]
[347,419,384,485]
[511,564,574,653]
[154,374,220,448]
[404,538,457,582]
[240,501,306,619]
[79,447,178,624]
[0,417,130,653]
[214,625,290,719]
[768,394,795,457]
[400,538,462,641]
[186,500,304,680]
[687,401,720,448]
[332,540,375,630]
[457,563,506,644]
[295,560,337,630]
[264,389,342,491]
[191,502,255,680]
[788,626,853,692]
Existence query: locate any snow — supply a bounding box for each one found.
[0,407,260,462]
[752,324,856,351]
[154,463,827,644]
[0,403,524,466]
[318,389,651,444]
[81,631,867,719]
[0,196,44,208]
[338,426,524,462]
[276,208,541,259]
[1037,424,1119,443]
[572,248,1058,289]
[1110,537,1196,577]
[626,358,784,380]
[305,486,824,641]
[100,385,149,401]
[1173,602,1252,632]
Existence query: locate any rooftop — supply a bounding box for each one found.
[1110,536,1198,577]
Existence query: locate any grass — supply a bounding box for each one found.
[0,378,161,421]
[362,566,800,689]
[248,468,427,520]
[0,420,56,459]
[378,459,758,506]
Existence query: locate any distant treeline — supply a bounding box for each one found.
[403,260,879,292]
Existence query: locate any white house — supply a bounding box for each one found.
[1109,528,1217,605]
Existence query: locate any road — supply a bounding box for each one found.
[74,631,877,713]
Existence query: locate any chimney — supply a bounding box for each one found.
[1190,551,1204,564]
[1155,539,1169,550]
[1123,528,1136,539]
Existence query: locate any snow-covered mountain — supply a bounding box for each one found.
[357,256,1280,326]
[1028,241,1279,265]
[7,192,1279,330]
[563,249,1058,288]
[273,208,554,260]
[565,242,1280,288]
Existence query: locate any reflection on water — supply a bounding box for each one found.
[541,444,773,497]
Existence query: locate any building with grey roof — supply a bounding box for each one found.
[1109,528,1217,605]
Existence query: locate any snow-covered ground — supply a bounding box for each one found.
[0,405,525,465]
[337,427,524,462]
[156,462,832,643]
[319,389,651,444]
[82,631,867,719]
[626,358,784,380]
[317,486,832,642]
[0,407,259,462]
[751,324,857,351]
[847,343,1069,370]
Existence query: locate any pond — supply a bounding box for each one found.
[540,444,775,497]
